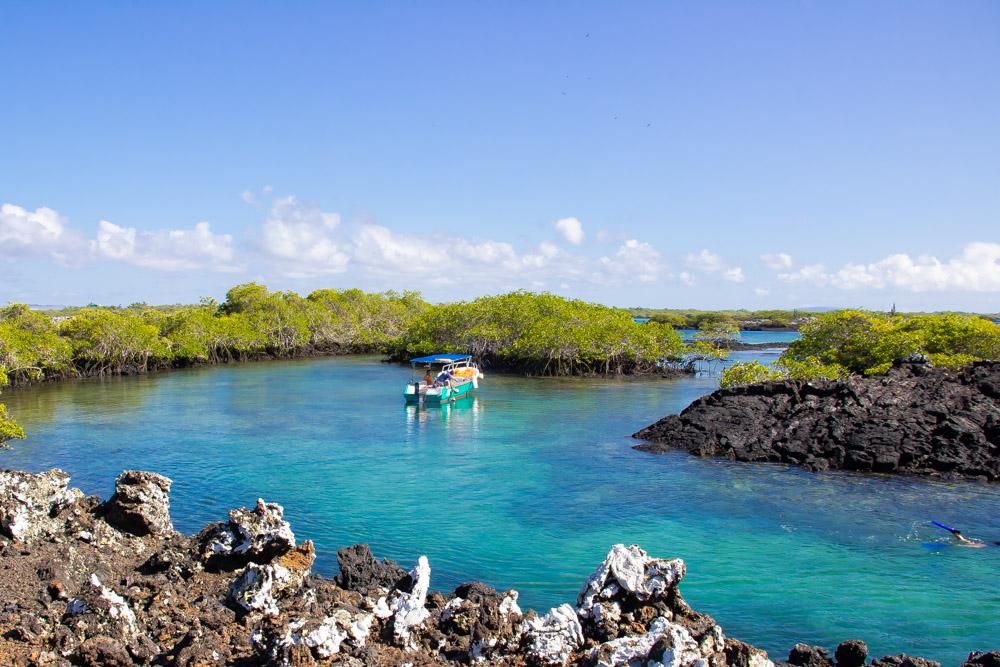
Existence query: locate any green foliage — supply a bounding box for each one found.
[775,356,849,381]
[693,319,740,346]
[307,288,428,353]
[785,310,921,376]
[394,291,684,375]
[723,311,998,388]
[719,361,781,388]
[61,309,171,374]
[753,310,1000,383]
[631,308,808,330]
[0,284,430,390]
[0,304,73,384]
[0,403,25,448]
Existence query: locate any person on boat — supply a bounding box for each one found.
[422,368,434,386]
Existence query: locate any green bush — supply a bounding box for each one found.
[719,361,780,388]
[393,291,684,375]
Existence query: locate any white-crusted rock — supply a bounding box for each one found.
[255,610,375,663]
[102,470,173,536]
[389,555,431,647]
[200,498,295,567]
[521,604,584,666]
[65,574,141,643]
[591,616,705,667]
[229,562,305,616]
[500,590,522,617]
[0,468,83,543]
[578,544,686,618]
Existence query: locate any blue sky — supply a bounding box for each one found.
[2,2,998,310]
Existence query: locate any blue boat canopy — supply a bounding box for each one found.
[409,353,471,365]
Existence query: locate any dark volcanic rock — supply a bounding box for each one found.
[197,497,296,570]
[869,654,941,667]
[634,361,1000,481]
[335,542,408,594]
[964,651,1000,667]
[0,467,987,666]
[788,643,833,667]
[835,639,869,667]
[101,470,173,536]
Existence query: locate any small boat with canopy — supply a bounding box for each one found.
[404,354,483,404]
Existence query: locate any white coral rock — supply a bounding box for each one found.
[577,544,686,618]
[521,603,585,666]
[591,617,703,667]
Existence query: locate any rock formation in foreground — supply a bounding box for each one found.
[634,360,1000,481]
[1,468,994,666]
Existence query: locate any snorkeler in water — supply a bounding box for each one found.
[932,521,989,548]
[950,530,987,548]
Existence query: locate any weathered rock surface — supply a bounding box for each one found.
[102,470,173,536]
[0,467,989,666]
[634,361,1000,481]
[336,542,408,594]
[963,651,1000,667]
[197,497,296,569]
[0,468,83,543]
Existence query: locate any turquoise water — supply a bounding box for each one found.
[678,329,801,344]
[3,355,997,663]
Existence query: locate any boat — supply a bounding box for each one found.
[404,354,483,404]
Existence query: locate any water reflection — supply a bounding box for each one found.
[405,395,481,431]
[3,373,158,432]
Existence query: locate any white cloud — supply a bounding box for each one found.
[596,239,663,283]
[241,190,257,205]
[754,287,770,296]
[776,243,1000,292]
[554,217,585,245]
[685,249,744,283]
[260,196,349,276]
[777,263,828,285]
[679,271,696,286]
[761,252,793,269]
[352,223,591,286]
[0,203,86,264]
[94,220,240,272]
[722,267,746,283]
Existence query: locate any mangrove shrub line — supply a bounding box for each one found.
[389,291,685,375]
[720,310,1000,388]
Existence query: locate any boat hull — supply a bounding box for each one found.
[424,379,474,404]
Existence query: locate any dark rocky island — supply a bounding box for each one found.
[634,360,1000,481]
[3,468,994,666]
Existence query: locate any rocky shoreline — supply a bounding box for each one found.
[634,360,1000,481]
[1,469,995,666]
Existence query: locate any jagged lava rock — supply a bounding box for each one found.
[869,654,941,667]
[198,497,295,568]
[0,467,987,666]
[634,361,1000,481]
[336,542,408,594]
[373,555,432,648]
[0,468,83,543]
[102,470,173,536]
[964,651,1000,667]
[788,643,833,667]
[835,639,868,667]
[521,603,584,666]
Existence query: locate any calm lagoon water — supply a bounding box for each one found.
[3,354,997,663]
[677,329,802,345]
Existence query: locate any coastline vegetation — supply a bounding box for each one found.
[390,291,685,375]
[629,308,811,330]
[3,285,998,444]
[720,310,1000,388]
